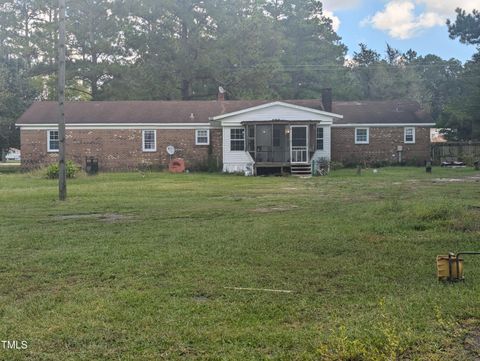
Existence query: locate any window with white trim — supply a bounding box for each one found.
[355,128,369,144]
[230,128,245,151]
[195,129,210,145]
[316,127,324,150]
[47,130,59,152]
[142,130,156,152]
[404,127,415,144]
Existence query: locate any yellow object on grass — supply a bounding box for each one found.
[437,255,464,281]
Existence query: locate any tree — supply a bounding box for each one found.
[438,57,480,141]
[0,57,38,160]
[0,0,49,68]
[350,43,381,99]
[386,43,401,65]
[441,9,480,140]
[447,8,480,47]
[410,55,462,121]
[207,0,283,99]
[267,0,348,99]
[107,0,217,100]
[66,0,126,100]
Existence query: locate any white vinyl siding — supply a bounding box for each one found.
[47,130,59,152]
[142,130,157,152]
[404,127,415,144]
[312,126,331,162]
[355,128,369,144]
[195,129,210,145]
[222,127,254,174]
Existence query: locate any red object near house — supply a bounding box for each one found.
[169,158,185,173]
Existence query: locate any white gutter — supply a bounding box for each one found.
[331,123,436,128]
[16,123,219,130]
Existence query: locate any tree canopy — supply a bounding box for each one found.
[448,8,480,46]
[442,8,480,141]
[0,57,38,155]
[0,1,479,146]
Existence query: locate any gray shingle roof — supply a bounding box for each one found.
[17,99,433,125]
[332,100,433,124]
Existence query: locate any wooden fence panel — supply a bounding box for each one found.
[431,143,480,165]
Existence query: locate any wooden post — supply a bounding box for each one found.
[58,0,67,200]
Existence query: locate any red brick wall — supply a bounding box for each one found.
[331,126,431,165]
[21,128,223,171]
[21,125,432,171]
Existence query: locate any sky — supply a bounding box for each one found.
[321,0,480,62]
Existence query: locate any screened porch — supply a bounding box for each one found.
[244,123,323,166]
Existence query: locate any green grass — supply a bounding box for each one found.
[1,167,480,360]
[0,162,20,174]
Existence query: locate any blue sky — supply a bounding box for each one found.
[322,0,479,62]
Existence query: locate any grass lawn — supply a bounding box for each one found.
[1,167,480,360]
[0,162,20,174]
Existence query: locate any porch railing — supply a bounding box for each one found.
[291,147,308,163]
[253,150,290,163]
[252,148,309,164]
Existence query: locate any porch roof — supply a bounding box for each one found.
[210,101,343,122]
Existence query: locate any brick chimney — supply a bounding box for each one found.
[322,88,332,113]
[217,86,226,101]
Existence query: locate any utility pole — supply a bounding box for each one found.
[58,0,67,200]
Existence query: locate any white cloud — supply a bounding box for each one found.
[417,0,479,16]
[363,0,479,39]
[321,0,362,32]
[323,10,341,32]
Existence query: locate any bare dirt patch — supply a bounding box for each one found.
[192,294,210,303]
[252,205,299,213]
[432,175,480,183]
[463,319,480,359]
[52,213,133,223]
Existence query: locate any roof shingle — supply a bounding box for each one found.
[17,99,433,125]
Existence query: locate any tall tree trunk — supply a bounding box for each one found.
[91,78,99,100]
[24,6,31,69]
[180,18,191,100]
[181,79,191,100]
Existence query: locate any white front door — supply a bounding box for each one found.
[290,125,309,164]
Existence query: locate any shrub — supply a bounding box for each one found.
[136,163,165,172]
[404,157,423,166]
[190,155,222,173]
[371,160,391,168]
[330,161,344,171]
[46,161,79,179]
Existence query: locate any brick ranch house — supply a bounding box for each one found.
[16,92,434,175]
